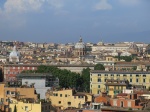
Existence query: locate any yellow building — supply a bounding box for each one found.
[90,70,150,95]
[0,82,38,112]
[105,56,118,62]
[9,98,51,112]
[47,89,93,110]
[105,79,129,97]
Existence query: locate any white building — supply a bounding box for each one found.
[9,46,20,63]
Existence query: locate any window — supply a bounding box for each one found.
[143,75,146,77]
[98,79,101,82]
[60,94,62,97]
[130,74,132,77]
[111,74,114,76]
[32,67,34,70]
[136,75,139,77]
[23,67,25,70]
[98,85,100,88]
[1,98,4,102]
[11,91,15,95]
[58,101,61,104]
[117,74,120,77]
[97,90,101,94]
[6,99,8,102]
[78,96,84,98]
[6,91,10,95]
[65,94,67,97]
[68,102,71,105]
[136,79,138,82]
[113,100,117,106]
[18,67,20,69]
[123,74,127,77]
[25,106,28,111]
[130,79,132,82]
[56,93,58,96]
[128,101,131,107]
[143,79,146,83]
[98,74,101,76]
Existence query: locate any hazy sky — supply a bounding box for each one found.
[0,0,150,43]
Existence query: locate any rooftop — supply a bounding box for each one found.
[91,70,150,74]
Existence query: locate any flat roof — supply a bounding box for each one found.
[90,70,150,74]
[17,73,53,77]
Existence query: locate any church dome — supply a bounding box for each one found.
[128,42,138,52]
[75,38,85,49]
[9,46,20,58]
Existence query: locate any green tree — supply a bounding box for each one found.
[13,105,17,112]
[94,64,105,70]
[81,67,91,92]
[132,66,137,70]
[115,56,133,62]
[22,65,82,89]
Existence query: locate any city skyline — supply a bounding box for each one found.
[0,0,150,43]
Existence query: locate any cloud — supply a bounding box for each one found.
[0,0,64,14]
[0,0,44,29]
[119,0,140,5]
[2,0,44,14]
[93,0,112,10]
[47,0,64,9]
[0,0,65,28]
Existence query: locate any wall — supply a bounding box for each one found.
[22,79,50,99]
[90,71,150,95]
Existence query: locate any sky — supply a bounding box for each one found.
[0,0,150,43]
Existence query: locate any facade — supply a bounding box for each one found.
[9,98,51,112]
[90,70,150,95]
[105,79,129,97]
[0,83,38,112]
[92,45,129,52]
[47,89,93,110]
[17,73,59,99]
[3,64,38,81]
[110,93,143,109]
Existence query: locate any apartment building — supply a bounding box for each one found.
[9,98,51,112]
[90,70,150,94]
[3,64,38,81]
[47,89,93,110]
[0,82,38,112]
[105,79,129,97]
[110,93,143,110]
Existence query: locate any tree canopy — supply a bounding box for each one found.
[22,65,90,92]
[115,56,133,62]
[94,64,105,70]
